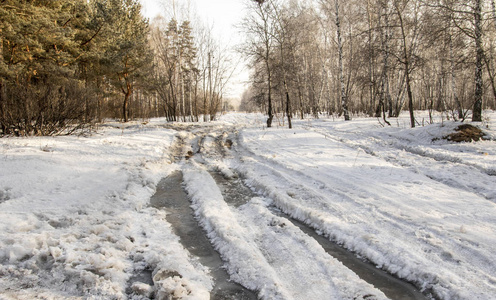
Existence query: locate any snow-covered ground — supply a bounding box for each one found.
[0,111,495,299]
[0,121,212,299]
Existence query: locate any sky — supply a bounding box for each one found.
[140,0,250,101]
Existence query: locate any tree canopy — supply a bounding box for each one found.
[0,0,152,135]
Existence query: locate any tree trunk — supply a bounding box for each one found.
[208,51,213,122]
[366,0,376,116]
[395,1,415,128]
[0,80,5,134]
[482,53,496,112]
[473,0,483,122]
[120,73,133,123]
[203,67,207,122]
[297,76,305,119]
[265,30,274,127]
[180,64,186,122]
[0,32,4,134]
[267,70,274,128]
[449,18,463,120]
[284,80,292,129]
[335,0,350,121]
[376,0,391,126]
[123,90,131,122]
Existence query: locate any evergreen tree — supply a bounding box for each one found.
[99,0,152,122]
[0,0,91,135]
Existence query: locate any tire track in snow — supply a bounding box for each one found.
[151,129,257,299]
[194,129,429,300]
[236,126,496,300]
[183,160,387,300]
[207,159,427,300]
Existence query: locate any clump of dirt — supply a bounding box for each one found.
[185,150,194,160]
[444,124,487,142]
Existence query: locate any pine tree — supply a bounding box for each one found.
[99,0,152,122]
[0,0,92,135]
[179,21,197,120]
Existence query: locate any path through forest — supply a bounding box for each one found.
[1,113,495,300]
[147,123,433,300]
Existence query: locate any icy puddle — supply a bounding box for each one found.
[150,171,257,300]
[211,169,431,300]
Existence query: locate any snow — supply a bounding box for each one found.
[0,120,211,299]
[233,112,496,300]
[1,111,495,299]
[182,161,387,300]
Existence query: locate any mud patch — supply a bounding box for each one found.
[150,171,257,300]
[444,124,487,142]
[169,134,192,163]
[209,170,252,208]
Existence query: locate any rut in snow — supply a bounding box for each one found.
[159,127,432,299]
[203,130,432,300]
[209,166,429,300]
[150,170,257,300]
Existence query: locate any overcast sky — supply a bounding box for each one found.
[140,0,249,100]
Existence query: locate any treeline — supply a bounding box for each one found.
[242,0,496,127]
[149,16,234,123]
[0,0,231,136]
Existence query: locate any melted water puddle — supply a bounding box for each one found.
[150,171,257,300]
[210,169,432,300]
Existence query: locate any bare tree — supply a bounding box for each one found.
[334,0,350,120]
[240,0,496,123]
[320,0,350,120]
[393,0,421,127]
[243,0,278,127]
[473,0,484,121]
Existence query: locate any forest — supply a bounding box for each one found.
[1,0,496,136]
[241,0,496,128]
[0,0,231,136]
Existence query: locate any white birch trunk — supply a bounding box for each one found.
[473,0,483,122]
[335,0,350,120]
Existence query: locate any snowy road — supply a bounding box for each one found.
[0,113,495,299]
[231,116,496,300]
[176,127,391,300]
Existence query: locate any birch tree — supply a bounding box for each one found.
[473,0,484,121]
[243,0,277,127]
[334,0,350,120]
[393,0,420,127]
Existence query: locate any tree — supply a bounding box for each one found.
[101,0,152,122]
[240,0,496,122]
[0,0,94,135]
[243,0,277,127]
[393,0,421,128]
[266,0,294,128]
[150,14,231,123]
[473,0,483,121]
[429,0,486,122]
[330,0,350,121]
